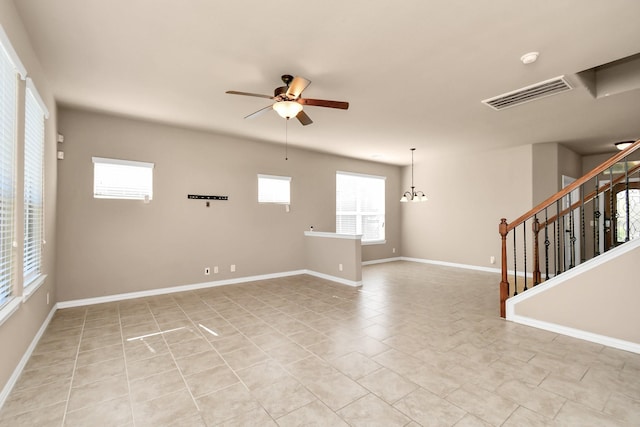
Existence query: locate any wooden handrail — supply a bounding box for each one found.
[506,139,640,233]
[499,138,640,318]
[541,160,640,228]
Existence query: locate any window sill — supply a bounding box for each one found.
[362,240,386,246]
[0,297,21,327]
[23,274,47,303]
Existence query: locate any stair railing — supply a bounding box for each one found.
[499,139,640,317]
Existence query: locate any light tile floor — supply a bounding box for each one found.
[1,261,639,426]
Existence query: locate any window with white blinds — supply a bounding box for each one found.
[23,83,46,285]
[258,174,291,204]
[93,157,154,200]
[0,38,18,308]
[336,171,385,243]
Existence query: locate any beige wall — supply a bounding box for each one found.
[304,233,362,283]
[513,241,640,344]
[56,108,401,302]
[532,143,558,205]
[0,0,58,397]
[401,145,533,268]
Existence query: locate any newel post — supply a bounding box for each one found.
[499,218,509,318]
[532,218,541,286]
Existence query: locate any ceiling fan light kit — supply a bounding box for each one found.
[400,148,428,203]
[226,74,349,126]
[273,100,303,119]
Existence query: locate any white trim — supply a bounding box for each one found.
[25,78,49,119]
[57,269,363,309]
[0,297,21,327]
[336,170,386,180]
[91,157,154,169]
[505,237,640,315]
[304,270,362,287]
[362,257,402,265]
[304,231,362,240]
[400,257,502,274]
[362,239,386,246]
[57,270,307,308]
[506,314,640,355]
[0,24,27,79]
[257,174,291,182]
[0,304,56,409]
[22,274,47,303]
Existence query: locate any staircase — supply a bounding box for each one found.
[498,139,640,318]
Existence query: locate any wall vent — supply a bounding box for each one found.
[482,76,573,110]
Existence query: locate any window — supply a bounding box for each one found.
[93,157,154,200]
[0,29,22,308]
[336,171,385,243]
[23,80,48,285]
[258,174,291,204]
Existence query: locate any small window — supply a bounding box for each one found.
[92,157,154,200]
[258,174,291,204]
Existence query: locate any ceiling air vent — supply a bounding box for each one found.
[482,76,573,111]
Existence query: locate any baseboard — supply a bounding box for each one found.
[508,314,640,354]
[362,257,402,266]
[57,270,307,308]
[0,304,57,409]
[304,270,362,287]
[400,257,502,274]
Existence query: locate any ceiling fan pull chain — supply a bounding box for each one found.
[285,118,289,160]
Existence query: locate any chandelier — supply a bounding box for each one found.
[400,148,427,202]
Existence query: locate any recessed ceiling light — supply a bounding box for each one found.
[520,52,539,65]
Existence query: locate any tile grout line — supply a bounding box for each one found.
[119,303,138,427]
[59,308,88,426]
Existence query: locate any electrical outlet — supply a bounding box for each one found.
[490,256,496,264]
[204,267,210,275]
[392,248,396,253]
[339,263,343,271]
[46,292,49,305]
[214,266,218,274]
[230,264,236,272]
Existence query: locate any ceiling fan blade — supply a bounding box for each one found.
[298,98,349,110]
[226,90,274,100]
[244,104,273,119]
[296,110,313,126]
[285,76,311,99]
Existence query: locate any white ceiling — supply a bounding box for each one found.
[14,0,640,165]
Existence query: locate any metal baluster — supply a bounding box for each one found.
[556,200,562,275]
[625,158,630,242]
[562,200,567,271]
[568,190,575,269]
[592,177,600,258]
[513,231,518,296]
[580,185,585,263]
[544,207,550,280]
[523,220,528,292]
[594,174,600,256]
[610,170,615,249]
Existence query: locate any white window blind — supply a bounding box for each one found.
[0,36,18,308]
[24,84,46,284]
[336,171,386,242]
[93,157,154,200]
[258,174,291,204]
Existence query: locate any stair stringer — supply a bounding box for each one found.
[506,238,640,354]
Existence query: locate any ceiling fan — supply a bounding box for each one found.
[226,74,349,126]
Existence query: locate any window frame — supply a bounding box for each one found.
[336,171,386,244]
[23,79,48,287]
[257,174,291,205]
[92,157,155,201]
[0,24,24,314]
